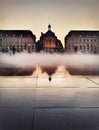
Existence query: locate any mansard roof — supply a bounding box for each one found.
[44,30,56,37]
[40,25,57,38]
[67,30,99,37]
[0,30,35,37]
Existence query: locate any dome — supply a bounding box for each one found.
[44,30,56,37]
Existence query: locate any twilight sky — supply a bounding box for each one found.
[0,0,99,46]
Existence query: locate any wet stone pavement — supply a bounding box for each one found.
[0,75,99,130]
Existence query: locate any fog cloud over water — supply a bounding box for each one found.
[0,53,99,76]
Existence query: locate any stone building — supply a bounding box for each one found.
[36,25,63,53]
[0,30,36,53]
[65,30,99,54]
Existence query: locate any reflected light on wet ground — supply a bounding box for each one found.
[0,66,99,130]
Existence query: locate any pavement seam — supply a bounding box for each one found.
[31,74,38,130]
[83,76,99,86]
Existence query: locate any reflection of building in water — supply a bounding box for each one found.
[0,30,36,53]
[36,25,63,53]
[65,31,99,54]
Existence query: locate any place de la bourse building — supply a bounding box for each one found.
[36,25,63,53]
[0,30,36,53]
[65,30,99,54]
[0,25,99,54]
[0,25,63,53]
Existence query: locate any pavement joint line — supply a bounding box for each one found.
[34,106,99,109]
[1,106,99,110]
[87,87,99,88]
[38,86,79,88]
[0,88,35,89]
[32,108,36,130]
[58,87,79,88]
[31,75,38,130]
[31,107,36,130]
[82,76,99,86]
[1,87,99,89]
[1,86,99,89]
[0,107,35,109]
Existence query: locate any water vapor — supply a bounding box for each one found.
[0,53,99,76]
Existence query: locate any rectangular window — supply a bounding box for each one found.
[87,39,89,42]
[94,39,96,42]
[91,39,93,42]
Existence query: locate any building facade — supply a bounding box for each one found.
[0,30,36,53]
[65,31,99,54]
[36,25,63,53]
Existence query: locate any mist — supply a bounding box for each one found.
[0,53,99,76]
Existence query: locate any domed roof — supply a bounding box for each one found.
[42,24,56,37]
[44,30,56,37]
[39,25,57,38]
